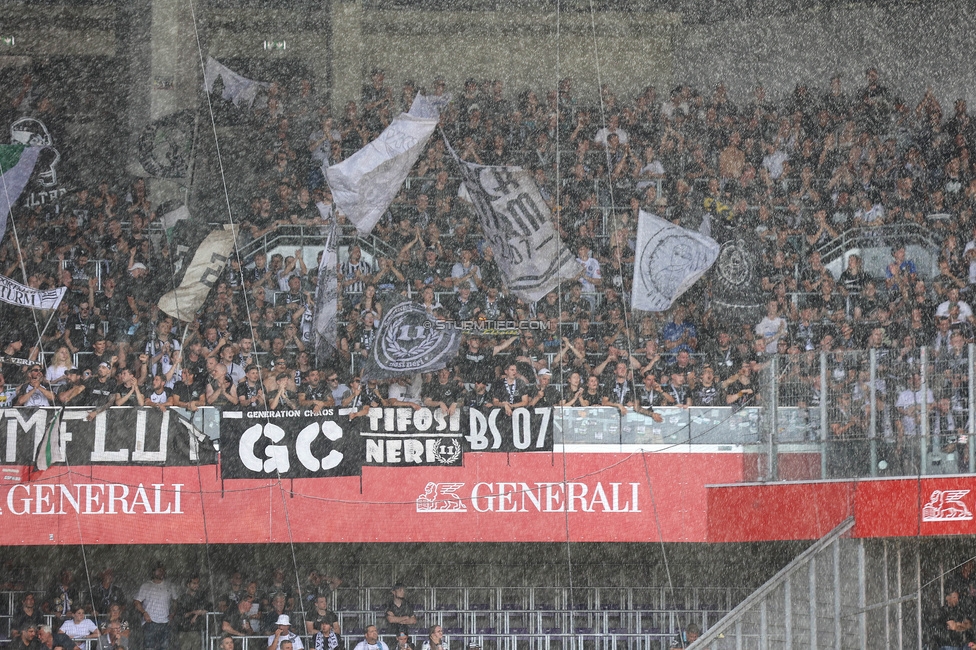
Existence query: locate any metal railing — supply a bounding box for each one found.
[21,339,976,480]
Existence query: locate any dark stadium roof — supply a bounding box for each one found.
[11,0,931,25]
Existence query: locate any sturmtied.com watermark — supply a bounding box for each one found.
[423,319,555,336]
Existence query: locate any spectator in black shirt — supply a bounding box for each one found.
[269,372,300,410]
[299,370,332,413]
[692,365,724,406]
[602,361,634,415]
[725,364,758,408]
[464,377,492,409]
[113,368,144,408]
[558,372,585,406]
[929,588,972,650]
[633,373,666,421]
[490,363,530,413]
[412,247,447,293]
[1,333,35,385]
[663,370,692,407]
[237,365,266,410]
[579,375,604,406]
[529,369,560,408]
[37,626,80,650]
[385,584,416,637]
[65,301,99,353]
[305,595,339,636]
[11,593,43,641]
[12,623,40,650]
[447,284,478,321]
[57,368,87,406]
[84,362,117,416]
[171,367,204,412]
[422,368,464,416]
[456,336,493,389]
[702,330,742,382]
[221,596,254,637]
[174,576,210,650]
[91,569,126,617]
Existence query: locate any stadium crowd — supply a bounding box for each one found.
[0,67,975,462]
[1,563,436,650]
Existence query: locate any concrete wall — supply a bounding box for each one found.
[674,0,976,108]
[203,4,678,111]
[358,9,677,106]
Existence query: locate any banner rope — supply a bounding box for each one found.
[187,0,308,615]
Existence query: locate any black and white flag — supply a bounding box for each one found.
[158,226,236,322]
[326,96,440,235]
[709,234,768,324]
[313,204,339,364]
[136,109,195,178]
[631,210,719,311]
[203,57,270,109]
[0,274,65,310]
[450,151,577,302]
[361,296,461,380]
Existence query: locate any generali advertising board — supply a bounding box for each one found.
[706,476,976,542]
[0,452,747,545]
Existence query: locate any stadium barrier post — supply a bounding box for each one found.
[820,352,828,480]
[869,348,878,478]
[921,346,929,475]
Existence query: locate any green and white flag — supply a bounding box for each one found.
[35,408,64,471]
[0,145,40,244]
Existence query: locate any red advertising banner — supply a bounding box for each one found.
[854,476,976,538]
[706,481,855,542]
[707,475,976,542]
[0,451,747,545]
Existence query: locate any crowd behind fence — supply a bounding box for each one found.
[0,585,749,650]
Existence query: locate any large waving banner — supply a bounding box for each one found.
[360,296,461,380]
[709,233,768,324]
[158,226,236,322]
[0,274,65,310]
[451,154,577,302]
[220,410,360,479]
[203,57,270,109]
[0,407,215,467]
[325,102,439,235]
[0,145,40,244]
[631,210,719,311]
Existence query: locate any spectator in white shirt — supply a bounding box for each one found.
[353,626,390,650]
[59,607,98,640]
[593,114,629,148]
[268,617,303,650]
[936,287,974,323]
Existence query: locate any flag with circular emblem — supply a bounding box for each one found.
[361,296,461,380]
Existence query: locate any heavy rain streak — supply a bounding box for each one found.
[0,1,975,649]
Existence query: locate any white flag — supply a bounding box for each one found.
[203,57,270,109]
[0,274,66,310]
[451,153,577,302]
[161,204,190,230]
[325,100,439,235]
[313,203,339,362]
[158,226,236,322]
[631,210,719,312]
